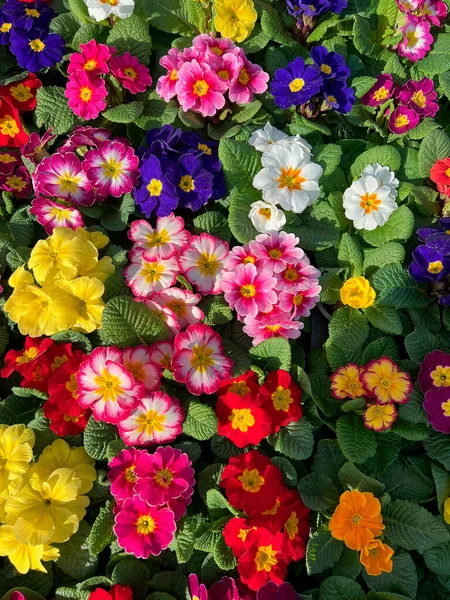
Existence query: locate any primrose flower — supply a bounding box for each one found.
[34,152,94,206]
[419,0,447,26]
[0,525,59,574]
[118,391,184,447]
[65,69,108,121]
[278,280,321,319]
[52,276,106,334]
[217,369,260,398]
[397,16,433,62]
[124,249,179,297]
[409,245,450,283]
[0,72,41,111]
[310,45,351,80]
[340,276,376,309]
[172,153,213,211]
[388,106,420,134]
[85,0,135,21]
[110,52,152,94]
[134,154,179,218]
[9,29,64,72]
[238,529,287,591]
[361,163,399,193]
[108,448,146,503]
[30,198,84,235]
[187,574,208,600]
[271,57,323,110]
[176,60,228,117]
[243,306,303,346]
[84,140,139,198]
[179,233,229,295]
[361,74,395,106]
[0,97,28,147]
[322,79,355,114]
[329,490,384,550]
[148,341,174,371]
[249,201,286,233]
[418,350,450,393]
[228,52,269,104]
[129,215,190,261]
[220,262,278,319]
[259,369,303,432]
[398,78,438,118]
[157,47,183,102]
[361,357,412,404]
[67,39,111,76]
[249,231,304,274]
[216,392,272,448]
[122,346,161,392]
[172,324,233,396]
[249,122,291,152]
[331,363,365,399]
[363,402,398,432]
[214,0,257,42]
[151,288,204,329]
[343,174,398,230]
[0,424,34,490]
[423,387,450,434]
[360,540,394,576]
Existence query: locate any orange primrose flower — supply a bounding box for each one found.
[360,539,394,576]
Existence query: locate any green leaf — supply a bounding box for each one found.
[418,128,450,178]
[193,211,231,242]
[332,547,362,580]
[87,500,115,555]
[363,242,405,274]
[353,14,378,56]
[315,144,343,176]
[338,461,384,496]
[336,413,377,464]
[424,541,450,576]
[0,394,42,425]
[100,194,135,232]
[306,525,344,575]
[100,296,168,347]
[65,0,91,23]
[372,264,431,309]
[270,419,314,460]
[199,295,232,327]
[338,233,363,277]
[103,102,144,124]
[49,12,80,42]
[174,515,206,564]
[363,551,418,599]
[360,206,414,247]
[416,33,450,75]
[319,576,365,600]
[135,96,178,130]
[197,463,224,502]
[106,14,152,63]
[383,499,450,553]
[431,462,450,511]
[261,7,296,45]
[298,472,340,512]
[288,201,340,251]
[424,432,450,470]
[380,457,434,503]
[182,400,218,441]
[56,522,98,580]
[272,457,298,488]
[83,417,119,461]
[312,439,347,485]
[228,190,258,244]
[219,138,261,192]
[249,337,292,371]
[111,558,151,599]
[329,307,369,352]
[143,0,196,35]
[35,87,76,135]
[364,305,403,335]
[350,146,401,179]
[404,327,447,363]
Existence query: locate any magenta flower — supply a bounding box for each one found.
[33,152,94,206]
[208,577,243,600]
[278,281,321,319]
[114,495,176,558]
[21,128,56,164]
[2,165,32,198]
[150,288,204,329]
[423,387,450,434]
[220,262,277,319]
[176,60,228,117]
[83,140,139,198]
[419,0,447,26]
[124,249,180,298]
[243,305,303,346]
[141,299,181,339]
[192,33,236,57]
[67,39,112,77]
[229,51,269,104]
[110,52,153,95]
[397,16,433,62]
[128,214,190,261]
[135,446,195,508]
[213,51,242,88]
[156,48,183,102]
[249,232,305,274]
[396,0,422,10]
[123,345,162,392]
[275,257,320,290]
[388,105,420,134]
[258,582,298,600]
[61,125,111,152]
[188,574,208,600]
[179,233,229,295]
[398,78,438,117]
[65,69,108,120]
[108,448,146,503]
[30,198,84,234]
[361,74,395,107]
[418,350,450,393]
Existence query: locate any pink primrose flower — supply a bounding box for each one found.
[223,244,260,271]
[124,249,179,297]
[179,232,229,295]
[220,262,277,319]
[388,105,420,134]
[123,345,162,392]
[176,60,228,117]
[148,341,174,371]
[110,52,153,95]
[30,198,84,235]
[419,0,447,26]
[65,69,108,120]
[108,448,147,503]
[398,77,439,117]
[228,51,269,104]
[128,214,190,261]
[278,280,322,319]
[83,140,139,199]
[156,48,184,102]
[361,74,395,107]
[243,306,304,346]
[249,232,304,274]
[192,33,236,58]
[397,16,433,62]
[150,288,204,330]
[67,40,112,77]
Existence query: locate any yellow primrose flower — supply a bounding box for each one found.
[8,265,34,289]
[214,0,257,42]
[28,226,86,285]
[74,227,110,250]
[0,424,35,488]
[78,256,115,283]
[33,439,96,495]
[5,468,89,545]
[53,276,105,334]
[340,276,376,309]
[0,477,24,522]
[0,525,59,574]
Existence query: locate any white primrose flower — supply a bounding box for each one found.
[252,142,323,214]
[343,174,399,231]
[249,201,286,233]
[362,163,399,195]
[249,122,312,156]
[84,0,135,22]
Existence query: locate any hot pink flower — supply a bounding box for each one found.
[275,257,320,290]
[151,288,204,329]
[229,51,269,104]
[156,48,183,102]
[172,324,233,395]
[243,306,303,346]
[33,152,94,206]
[361,74,395,107]
[397,16,433,62]
[114,495,176,558]
[2,166,32,198]
[220,262,277,319]
[213,51,242,87]
[110,52,153,95]
[396,0,421,10]
[223,244,260,271]
[398,77,439,117]
[278,281,321,319]
[83,140,139,198]
[123,345,162,392]
[67,40,112,77]
[65,69,108,120]
[176,60,228,117]
[118,391,184,446]
[77,346,144,424]
[30,198,84,235]
[21,129,56,164]
[128,214,190,261]
[135,446,195,508]
[148,341,174,371]
[250,232,304,274]
[419,0,447,25]
[108,448,146,503]
[388,105,420,134]
[124,249,179,297]
[192,33,236,58]
[179,233,229,295]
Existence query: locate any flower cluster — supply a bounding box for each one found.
[343,163,399,231]
[409,217,450,304]
[0,147,31,198]
[1,337,90,435]
[33,126,139,209]
[156,33,268,118]
[0,0,64,72]
[188,574,299,600]
[329,489,394,576]
[219,231,321,346]
[251,123,323,215]
[4,227,114,336]
[221,450,310,591]
[362,74,439,134]
[271,46,355,114]
[133,126,226,217]
[216,370,303,448]
[395,0,447,62]
[76,345,185,445]
[0,434,95,574]
[287,0,348,20]
[65,40,152,121]
[331,357,413,431]
[419,350,450,433]
[109,446,195,558]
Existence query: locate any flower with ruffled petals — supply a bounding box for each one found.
[85,0,135,21]
[84,140,139,198]
[118,391,184,446]
[176,60,228,117]
[249,201,286,234]
[423,387,450,433]
[250,232,304,274]
[110,52,152,94]
[30,198,84,235]
[0,525,59,574]
[124,249,179,298]
[214,0,257,42]
[223,517,259,559]
[179,233,229,295]
[68,40,111,76]
[388,105,420,134]
[34,152,93,206]
[361,357,412,404]
[65,69,108,121]
[331,363,365,399]
[259,370,302,433]
[271,57,323,110]
[141,299,180,339]
[10,29,64,72]
[108,448,146,503]
[220,262,277,319]
[129,214,189,261]
[88,585,133,600]
[217,370,260,399]
[278,281,321,319]
[419,0,447,25]
[123,346,161,392]
[1,336,53,379]
[0,97,28,147]
[239,529,288,591]
[224,244,260,270]
[243,306,304,347]
[151,288,204,330]
[156,47,183,102]
[398,78,438,117]
[397,15,433,62]
[340,276,376,308]
[148,341,174,371]
[217,392,272,448]
[360,540,394,576]
[363,402,397,431]
[229,51,269,104]
[0,424,35,492]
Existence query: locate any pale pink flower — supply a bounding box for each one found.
[397,16,433,62]
[83,140,139,198]
[172,324,233,395]
[179,233,229,295]
[110,52,153,95]
[274,257,320,290]
[77,346,144,424]
[33,152,94,206]
[223,244,260,271]
[192,33,236,58]
[156,48,184,102]
[128,214,190,261]
[123,345,162,392]
[65,69,108,120]
[243,306,303,346]
[148,341,174,371]
[118,391,184,446]
[213,51,242,87]
[124,249,179,298]
[278,280,321,319]
[176,60,228,117]
[229,51,269,104]
[108,448,146,503]
[114,495,176,558]
[220,263,277,319]
[30,198,84,235]
[150,288,204,330]
[141,299,181,339]
[249,231,304,274]
[67,40,112,76]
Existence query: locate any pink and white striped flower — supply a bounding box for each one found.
[123,345,162,393]
[249,232,304,274]
[61,126,111,152]
[420,0,447,26]
[172,324,233,395]
[77,346,144,424]
[397,16,433,62]
[243,306,304,346]
[220,263,277,319]
[278,281,322,319]
[118,391,184,446]
[150,288,204,330]
[124,249,179,298]
[148,341,174,371]
[33,152,94,206]
[84,140,139,199]
[223,244,260,271]
[141,299,181,339]
[30,198,84,235]
[128,214,190,261]
[179,233,229,295]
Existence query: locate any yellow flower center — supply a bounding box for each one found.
[327,95,337,104]
[65,374,78,397]
[179,175,195,192]
[229,381,251,396]
[263,499,281,515]
[442,399,450,417]
[135,515,156,535]
[193,79,209,96]
[276,166,306,192]
[136,409,166,435]
[243,255,255,264]
[0,22,12,33]
[29,39,45,52]
[99,0,119,5]
[142,261,165,284]
[411,90,427,108]
[101,157,123,180]
[445,168,450,178]
[293,293,303,306]
[258,207,272,219]
[360,192,381,214]
[266,324,281,332]
[190,343,214,373]
[321,63,332,74]
[373,86,389,102]
[211,47,223,56]
[154,468,174,488]
[271,386,293,412]
[349,381,358,390]
[352,514,362,524]
[10,83,33,102]
[166,300,186,317]
[16,347,39,364]
[369,547,379,557]
[218,69,230,80]
[124,67,137,79]
[428,261,444,274]
[284,267,298,282]
[124,466,137,482]
[431,365,450,387]
[169,69,178,81]
[229,408,255,432]
[240,284,256,297]
[269,249,282,259]
[238,468,265,493]
[238,528,251,541]
[0,115,19,137]
[285,511,299,540]
[6,175,26,192]
[25,8,40,17]
[146,228,170,247]
[394,114,409,128]
[255,545,277,572]
[239,68,250,85]
[56,172,81,194]
[198,143,212,155]
[79,86,92,102]
[84,59,98,71]
[0,153,15,163]
[289,78,305,92]
[93,368,125,403]
[381,378,391,388]
[52,355,68,371]
[48,205,72,221]
[406,30,418,47]
[196,251,220,276]
[373,406,383,416]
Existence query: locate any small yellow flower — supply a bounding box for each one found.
[0,525,59,574]
[53,276,105,334]
[214,0,257,42]
[8,265,34,289]
[340,276,376,309]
